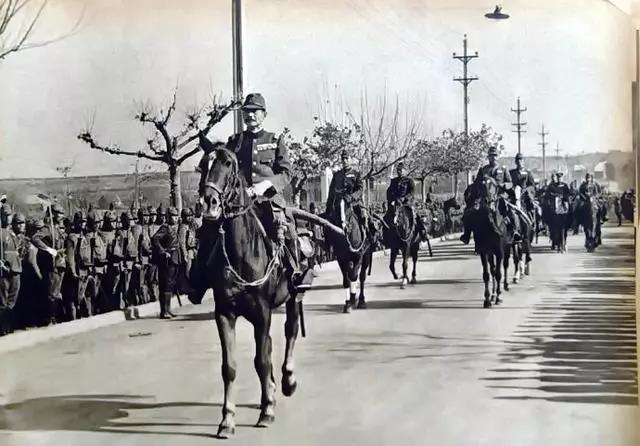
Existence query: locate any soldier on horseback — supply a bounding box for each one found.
[385,162,428,240]
[325,150,372,236]
[198,93,311,291]
[460,146,519,244]
[579,172,601,199]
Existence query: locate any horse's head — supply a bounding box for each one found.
[198,147,242,220]
[478,177,498,206]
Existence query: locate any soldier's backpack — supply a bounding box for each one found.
[77,235,93,267]
[110,232,125,260]
[93,233,108,264]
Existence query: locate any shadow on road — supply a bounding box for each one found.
[485,232,637,406]
[0,394,259,438]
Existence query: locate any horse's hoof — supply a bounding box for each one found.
[495,297,502,305]
[410,277,417,285]
[400,280,407,289]
[524,265,531,276]
[391,272,399,280]
[483,299,492,308]
[504,283,510,291]
[513,277,518,284]
[343,303,351,314]
[217,423,236,439]
[282,375,298,397]
[256,412,275,428]
[357,299,367,309]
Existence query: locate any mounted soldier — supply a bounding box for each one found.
[578,172,601,199]
[326,149,371,236]
[197,92,311,291]
[385,162,428,240]
[509,153,536,207]
[460,146,519,244]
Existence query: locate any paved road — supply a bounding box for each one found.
[1,224,637,445]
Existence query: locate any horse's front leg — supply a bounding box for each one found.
[502,248,510,292]
[357,258,368,309]
[481,254,491,308]
[495,253,503,304]
[410,243,418,284]
[253,310,276,428]
[400,246,409,289]
[215,310,238,438]
[389,248,398,279]
[282,297,299,397]
[512,244,521,284]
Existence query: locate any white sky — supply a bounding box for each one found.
[0,0,636,178]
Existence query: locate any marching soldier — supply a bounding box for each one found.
[385,161,428,240]
[137,207,152,304]
[64,211,93,319]
[152,206,180,319]
[87,209,108,314]
[32,203,67,324]
[461,146,518,244]
[198,92,311,291]
[100,210,124,312]
[120,210,143,308]
[145,205,160,302]
[0,207,25,335]
[177,208,197,294]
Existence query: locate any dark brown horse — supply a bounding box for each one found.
[325,199,374,313]
[465,178,512,308]
[196,148,301,438]
[382,205,421,287]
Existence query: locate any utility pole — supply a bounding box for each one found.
[134,159,140,209]
[55,165,73,215]
[538,124,549,181]
[453,34,479,192]
[511,97,527,155]
[232,0,244,134]
[555,143,562,172]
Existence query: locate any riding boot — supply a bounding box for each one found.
[460,229,471,244]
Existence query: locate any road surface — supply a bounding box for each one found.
[0,224,637,445]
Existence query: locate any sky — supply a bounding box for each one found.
[0,0,636,178]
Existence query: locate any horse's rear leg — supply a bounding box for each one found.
[389,248,398,279]
[253,311,276,428]
[502,249,510,291]
[512,245,521,284]
[215,311,238,438]
[481,255,491,308]
[495,253,503,304]
[282,297,299,397]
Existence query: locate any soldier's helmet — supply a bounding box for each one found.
[12,213,26,224]
[242,93,266,111]
[515,153,524,160]
[396,161,405,170]
[121,210,134,226]
[104,210,117,222]
[167,206,179,218]
[340,149,349,160]
[34,218,45,230]
[156,204,166,217]
[148,205,157,216]
[0,203,13,218]
[181,208,193,218]
[50,203,65,215]
[488,146,499,157]
[137,207,149,223]
[72,211,87,227]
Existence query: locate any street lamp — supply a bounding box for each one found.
[485,5,510,20]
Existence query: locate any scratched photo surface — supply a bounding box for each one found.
[0,1,638,445]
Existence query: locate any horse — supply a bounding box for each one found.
[325,198,374,313]
[576,194,601,252]
[195,147,303,437]
[465,178,513,308]
[442,196,461,235]
[513,186,536,279]
[381,203,421,288]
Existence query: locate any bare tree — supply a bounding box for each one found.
[78,89,239,209]
[0,0,83,61]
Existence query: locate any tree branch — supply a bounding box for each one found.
[77,131,164,162]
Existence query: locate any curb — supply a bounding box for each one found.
[0,233,462,354]
[0,294,212,355]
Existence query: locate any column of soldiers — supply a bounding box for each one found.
[0,202,199,335]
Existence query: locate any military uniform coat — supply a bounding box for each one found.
[152,223,180,293]
[386,176,415,206]
[0,228,23,309]
[509,168,536,190]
